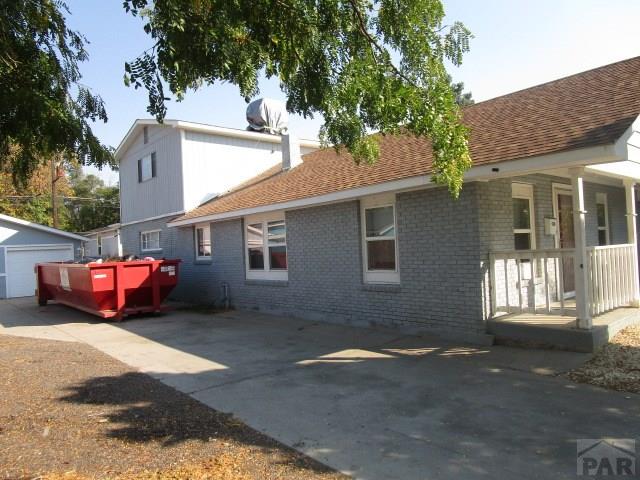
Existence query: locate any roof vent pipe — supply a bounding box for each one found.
[282,134,302,170]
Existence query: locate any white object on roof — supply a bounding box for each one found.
[246,98,289,134]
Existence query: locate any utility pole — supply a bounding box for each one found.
[51,154,63,229]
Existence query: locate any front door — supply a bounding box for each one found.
[556,191,575,295]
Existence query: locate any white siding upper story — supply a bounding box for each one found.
[119,125,184,224]
[116,120,319,225]
[181,131,317,211]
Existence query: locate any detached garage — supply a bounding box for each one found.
[0,214,86,298]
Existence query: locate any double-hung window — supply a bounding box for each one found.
[596,193,610,246]
[361,194,399,284]
[512,183,536,250]
[245,213,288,280]
[141,230,161,252]
[195,224,212,260]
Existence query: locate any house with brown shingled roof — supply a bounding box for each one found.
[121,57,640,351]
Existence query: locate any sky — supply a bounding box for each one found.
[66,0,640,185]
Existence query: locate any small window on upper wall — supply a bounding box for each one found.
[512,183,535,250]
[137,152,156,182]
[244,214,288,281]
[195,224,212,259]
[143,126,149,144]
[596,193,610,246]
[361,194,399,284]
[141,230,161,252]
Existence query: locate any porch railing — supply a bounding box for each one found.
[586,243,637,316]
[489,248,575,316]
[489,244,637,318]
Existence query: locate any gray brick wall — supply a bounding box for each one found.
[476,178,513,319]
[172,185,488,340]
[150,173,631,340]
[478,174,628,251]
[484,173,579,249]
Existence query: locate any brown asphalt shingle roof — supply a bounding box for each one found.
[174,56,640,222]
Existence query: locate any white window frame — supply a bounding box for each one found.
[140,229,161,252]
[244,212,288,281]
[596,192,610,246]
[195,223,212,260]
[512,183,536,250]
[361,193,400,284]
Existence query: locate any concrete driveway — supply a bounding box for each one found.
[1,298,638,479]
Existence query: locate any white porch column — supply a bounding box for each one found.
[570,167,592,329]
[624,179,640,307]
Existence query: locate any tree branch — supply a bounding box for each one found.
[346,0,415,86]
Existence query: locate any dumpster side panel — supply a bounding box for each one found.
[86,265,118,311]
[123,264,154,309]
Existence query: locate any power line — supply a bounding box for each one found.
[1,195,119,204]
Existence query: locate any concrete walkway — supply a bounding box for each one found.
[1,298,638,479]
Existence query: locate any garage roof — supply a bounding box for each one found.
[0,214,87,242]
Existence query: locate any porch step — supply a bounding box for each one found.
[487,308,640,353]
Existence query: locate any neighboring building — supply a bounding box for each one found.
[84,223,122,258]
[121,57,640,346]
[115,120,319,259]
[0,214,86,298]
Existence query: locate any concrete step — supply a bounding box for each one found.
[487,308,640,353]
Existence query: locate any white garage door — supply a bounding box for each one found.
[6,246,74,298]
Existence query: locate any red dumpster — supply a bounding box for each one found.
[36,259,180,320]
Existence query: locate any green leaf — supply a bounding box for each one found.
[0,0,114,184]
[121,0,474,197]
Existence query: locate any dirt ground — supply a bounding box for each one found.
[567,324,640,394]
[0,334,348,480]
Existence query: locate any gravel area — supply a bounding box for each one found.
[0,334,348,480]
[567,324,640,394]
